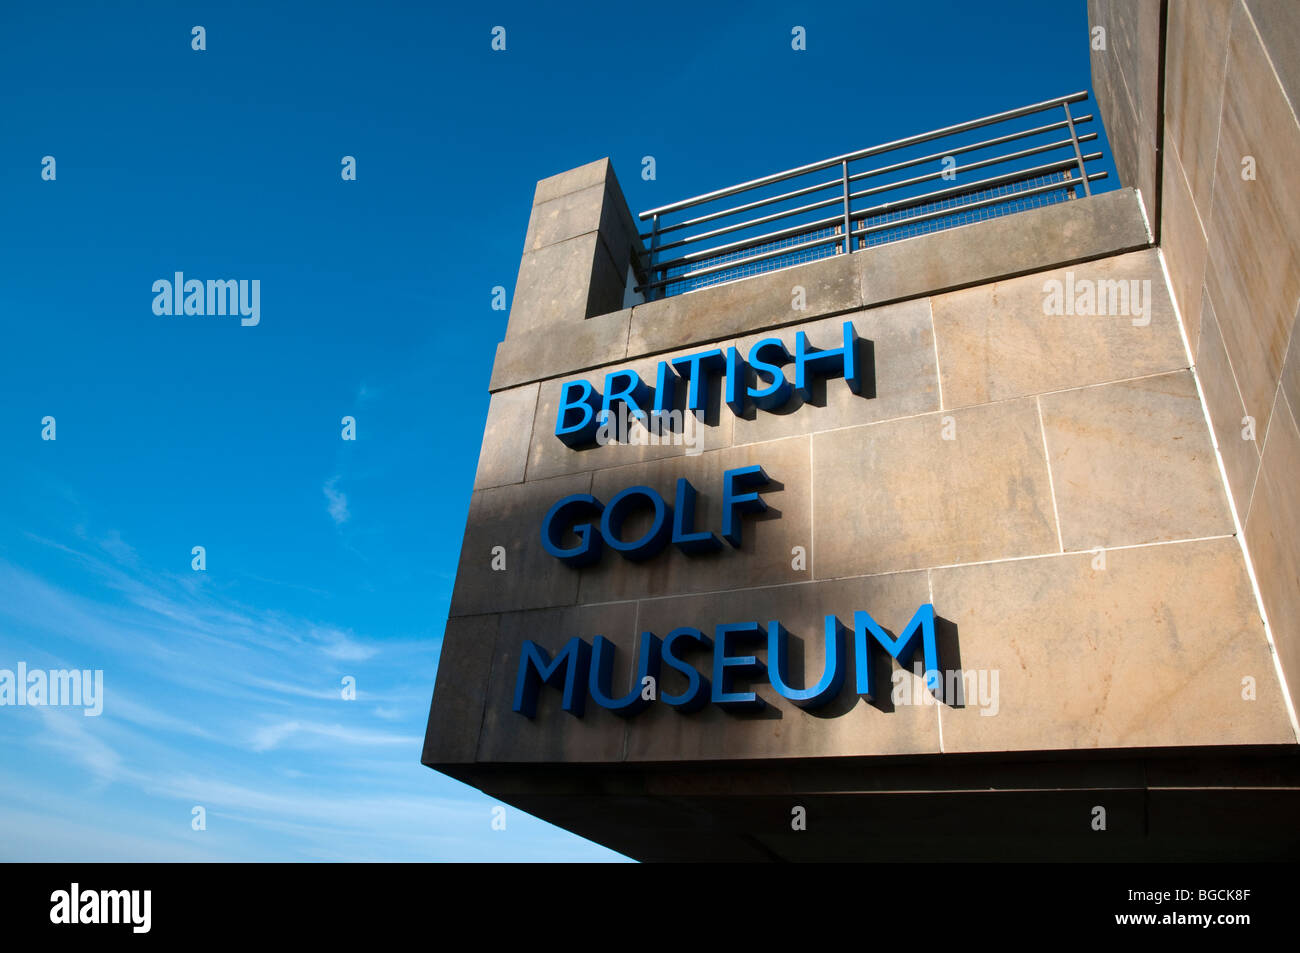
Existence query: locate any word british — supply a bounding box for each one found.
[513,604,940,717]
[541,466,771,566]
[555,320,868,446]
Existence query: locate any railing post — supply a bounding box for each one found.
[648,213,661,301]
[841,160,853,253]
[1062,101,1091,197]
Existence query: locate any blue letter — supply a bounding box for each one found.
[768,616,846,707]
[589,633,661,715]
[652,359,676,420]
[725,346,747,416]
[670,349,726,415]
[712,621,766,710]
[794,321,863,401]
[513,637,592,717]
[662,627,712,711]
[853,604,940,699]
[721,465,771,548]
[747,338,793,410]
[600,485,671,561]
[540,494,604,567]
[602,369,650,425]
[556,379,601,446]
[672,478,722,554]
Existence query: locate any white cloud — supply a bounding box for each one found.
[323,477,350,525]
[249,720,423,752]
[315,628,377,661]
[0,534,628,861]
[33,707,124,784]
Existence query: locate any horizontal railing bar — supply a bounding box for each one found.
[647,211,848,271]
[644,152,1102,271]
[848,153,1103,221]
[640,113,1094,241]
[851,174,1103,239]
[632,93,1109,300]
[651,191,849,255]
[650,131,1097,256]
[637,231,848,291]
[636,168,1109,292]
[639,176,1083,294]
[845,133,1098,205]
[643,175,844,241]
[643,184,1050,292]
[638,91,1089,219]
[842,119,1093,191]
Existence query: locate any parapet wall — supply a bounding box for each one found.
[491,171,1152,394]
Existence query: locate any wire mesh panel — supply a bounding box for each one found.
[857,170,1077,248]
[637,93,1107,301]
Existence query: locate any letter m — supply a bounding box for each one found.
[51,669,81,707]
[513,637,592,718]
[853,604,940,698]
[206,279,238,315]
[100,890,129,924]
[1096,278,1129,316]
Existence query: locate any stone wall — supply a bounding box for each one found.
[1091,0,1300,718]
[424,162,1295,769]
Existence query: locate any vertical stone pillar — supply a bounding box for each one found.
[505,158,645,340]
[1088,0,1162,231]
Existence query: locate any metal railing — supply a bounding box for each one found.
[635,92,1108,300]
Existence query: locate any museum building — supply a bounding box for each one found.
[423,0,1300,860]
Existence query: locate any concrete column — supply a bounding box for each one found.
[505,158,645,340]
[1088,0,1163,231]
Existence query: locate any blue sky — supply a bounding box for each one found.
[0,1,1110,861]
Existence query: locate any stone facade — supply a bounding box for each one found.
[428,193,1293,771]
[423,7,1300,859]
[1092,0,1300,719]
